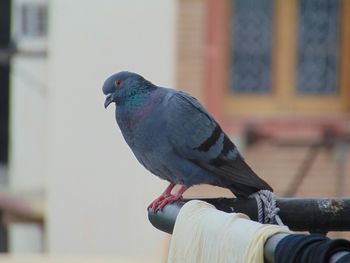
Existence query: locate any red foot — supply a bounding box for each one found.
[149,194,168,212]
[148,185,188,213]
[156,194,184,211]
[148,183,175,212]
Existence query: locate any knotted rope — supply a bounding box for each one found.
[250,190,284,226]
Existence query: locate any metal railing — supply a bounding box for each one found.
[149,197,350,234]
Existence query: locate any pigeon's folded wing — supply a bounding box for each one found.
[165,92,272,191]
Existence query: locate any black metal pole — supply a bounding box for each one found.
[148,197,350,234]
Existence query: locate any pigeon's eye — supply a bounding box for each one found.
[115,79,122,88]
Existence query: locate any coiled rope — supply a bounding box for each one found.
[250,190,284,226]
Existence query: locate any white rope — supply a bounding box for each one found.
[250,190,284,226]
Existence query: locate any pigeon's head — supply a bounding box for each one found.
[103,71,154,108]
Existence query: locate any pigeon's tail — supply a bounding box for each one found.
[224,155,273,198]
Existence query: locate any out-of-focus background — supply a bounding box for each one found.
[0,0,349,262]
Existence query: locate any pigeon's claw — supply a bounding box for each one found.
[148,183,176,212]
[149,194,168,212]
[148,185,188,213]
[156,194,184,212]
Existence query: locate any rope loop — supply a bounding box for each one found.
[250,190,284,226]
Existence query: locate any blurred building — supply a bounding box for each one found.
[6,0,176,261]
[177,0,350,199]
[1,0,350,262]
[8,0,48,254]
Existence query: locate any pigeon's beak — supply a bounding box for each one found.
[104,94,114,109]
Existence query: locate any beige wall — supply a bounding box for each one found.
[10,57,47,191]
[46,0,176,260]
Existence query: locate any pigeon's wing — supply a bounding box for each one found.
[165,91,272,194]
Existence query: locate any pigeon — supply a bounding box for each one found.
[103,71,272,212]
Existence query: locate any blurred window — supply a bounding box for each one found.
[230,0,273,94]
[222,0,350,114]
[177,0,350,115]
[297,0,340,95]
[18,3,48,38]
